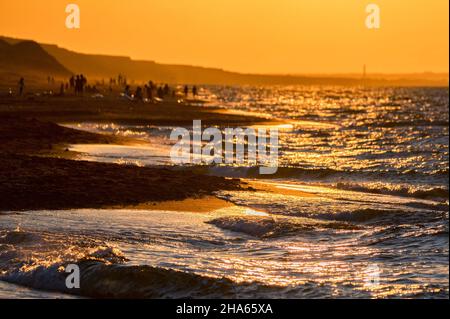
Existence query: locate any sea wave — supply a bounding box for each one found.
[206,215,360,238]
[361,120,450,128]
[2,257,447,299]
[1,261,237,298]
[0,228,282,299]
[0,256,308,299]
[335,182,449,201]
[0,228,42,244]
[208,166,450,181]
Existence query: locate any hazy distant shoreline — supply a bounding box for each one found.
[1,35,448,87]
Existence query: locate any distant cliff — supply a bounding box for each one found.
[1,36,448,86]
[0,39,71,78]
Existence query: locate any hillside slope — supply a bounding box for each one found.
[1,36,448,86]
[0,39,72,78]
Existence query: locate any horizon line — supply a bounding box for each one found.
[1,34,449,77]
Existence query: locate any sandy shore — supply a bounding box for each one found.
[0,95,308,212]
[0,108,253,211]
[0,95,274,127]
[0,114,119,155]
[112,196,235,213]
[0,152,247,211]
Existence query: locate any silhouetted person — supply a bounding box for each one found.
[144,85,150,100]
[135,86,143,101]
[69,76,75,89]
[124,85,131,97]
[74,74,87,95]
[81,74,87,93]
[73,76,77,93]
[18,78,25,96]
[193,85,198,98]
[184,85,189,97]
[163,84,170,96]
[157,86,164,99]
[75,75,81,94]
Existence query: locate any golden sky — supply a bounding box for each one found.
[0,0,448,74]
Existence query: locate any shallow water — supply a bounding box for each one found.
[2,86,448,298]
[0,182,448,298]
[68,87,449,200]
[0,183,447,298]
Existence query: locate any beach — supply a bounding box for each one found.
[0,0,448,305]
[0,87,448,299]
[0,101,259,211]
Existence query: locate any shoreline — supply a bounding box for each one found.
[0,98,316,212]
[0,100,266,211]
[0,95,277,127]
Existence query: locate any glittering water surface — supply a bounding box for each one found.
[1,86,448,298]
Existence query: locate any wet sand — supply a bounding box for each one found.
[113,196,235,213]
[0,95,274,127]
[0,153,246,211]
[0,114,119,155]
[246,180,315,197]
[113,181,315,213]
[0,96,304,212]
[0,114,248,211]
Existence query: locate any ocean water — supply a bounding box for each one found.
[0,86,448,298]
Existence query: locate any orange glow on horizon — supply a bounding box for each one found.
[0,0,448,74]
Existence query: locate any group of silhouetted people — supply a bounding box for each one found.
[70,74,87,95]
[127,81,178,101]
[123,82,200,102]
[13,73,201,101]
[184,85,198,98]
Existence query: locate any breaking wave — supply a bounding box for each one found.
[0,253,305,299]
[208,166,450,181]
[1,261,241,299]
[207,215,360,238]
[335,183,449,201]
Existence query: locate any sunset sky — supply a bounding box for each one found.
[0,0,448,74]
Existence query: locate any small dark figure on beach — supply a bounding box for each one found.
[163,84,170,96]
[193,85,198,98]
[69,76,75,89]
[135,86,143,101]
[74,75,80,94]
[18,77,25,96]
[74,74,87,95]
[184,85,189,97]
[77,75,81,94]
[157,86,164,99]
[124,85,131,97]
[81,74,87,91]
[147,82,155,101]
